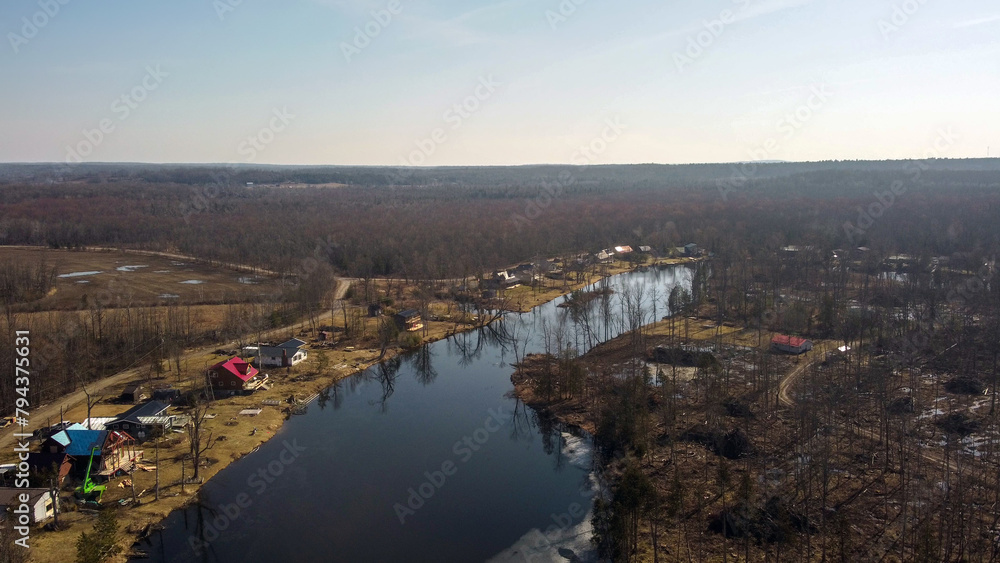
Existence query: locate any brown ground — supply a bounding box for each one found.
[511,318,945,562]
[1,246,284,310]
[513,309,1000,562]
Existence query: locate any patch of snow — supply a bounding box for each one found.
[58,271,101,278]
[486,475,599,563]
[917,408,945,420]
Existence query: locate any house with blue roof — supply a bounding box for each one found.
[41,428,140,477]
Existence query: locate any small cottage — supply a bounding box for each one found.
[120,383,150,404]
[771,334,813,355]
[394,310,423,332]
[0,488,57,524]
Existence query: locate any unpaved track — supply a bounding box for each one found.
[0,279,351,450]
[776,340,953,470]
[776,341,836,408]
[777,357,815,408]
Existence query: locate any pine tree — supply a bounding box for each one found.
[75,510,122,563]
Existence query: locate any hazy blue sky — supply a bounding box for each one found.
[1,0,998,165]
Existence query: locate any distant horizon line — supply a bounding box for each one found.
[1,156,998,169]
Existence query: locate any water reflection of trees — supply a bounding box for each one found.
[410,345,437,386]
[317,379,343,411]
[186,488,220,562]
[451,319,516,367]
[506,396,536,442]
[507,397,581,472]
[535,411,568,471]
[365,356,402,413]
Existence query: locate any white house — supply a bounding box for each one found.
[494,270,520,287]
[256,339,308,368]
[0,488,57,524]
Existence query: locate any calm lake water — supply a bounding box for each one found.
[136,265,694,563]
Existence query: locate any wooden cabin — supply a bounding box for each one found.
[394,310,423,332]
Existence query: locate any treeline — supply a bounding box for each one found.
[567,248,1000,560]
[2,159,1000,187]
[0,259,57,305]
[1,162,999,281]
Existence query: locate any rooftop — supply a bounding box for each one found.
[0,488,52,506]
[771,334,809,347]
[210,357,261,382]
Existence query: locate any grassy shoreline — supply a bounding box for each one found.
[24,257,700,562]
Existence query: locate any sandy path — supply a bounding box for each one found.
[0,279,351,450]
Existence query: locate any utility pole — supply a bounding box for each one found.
[154,436,160,501]
[49,477,59,528]
[129,465,138,505]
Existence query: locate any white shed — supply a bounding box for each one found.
[0,488,57,524]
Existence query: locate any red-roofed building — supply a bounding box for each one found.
[771,334,813,355]
[208,357,269,394]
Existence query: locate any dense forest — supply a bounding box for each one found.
[3,160,1000,560]
[1,160,999,280]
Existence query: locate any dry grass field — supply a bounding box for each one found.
[1,246,285,310]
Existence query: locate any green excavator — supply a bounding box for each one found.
[75,446,106,505]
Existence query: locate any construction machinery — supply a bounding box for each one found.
[75,446,106,504]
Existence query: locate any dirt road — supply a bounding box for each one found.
[0,279,351,450]
[775,340,955,471]
[777,341,834,408]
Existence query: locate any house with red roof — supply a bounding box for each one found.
[771,334,813,355]
[208,357,269,395]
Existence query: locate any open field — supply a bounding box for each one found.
[0,246,284,310]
